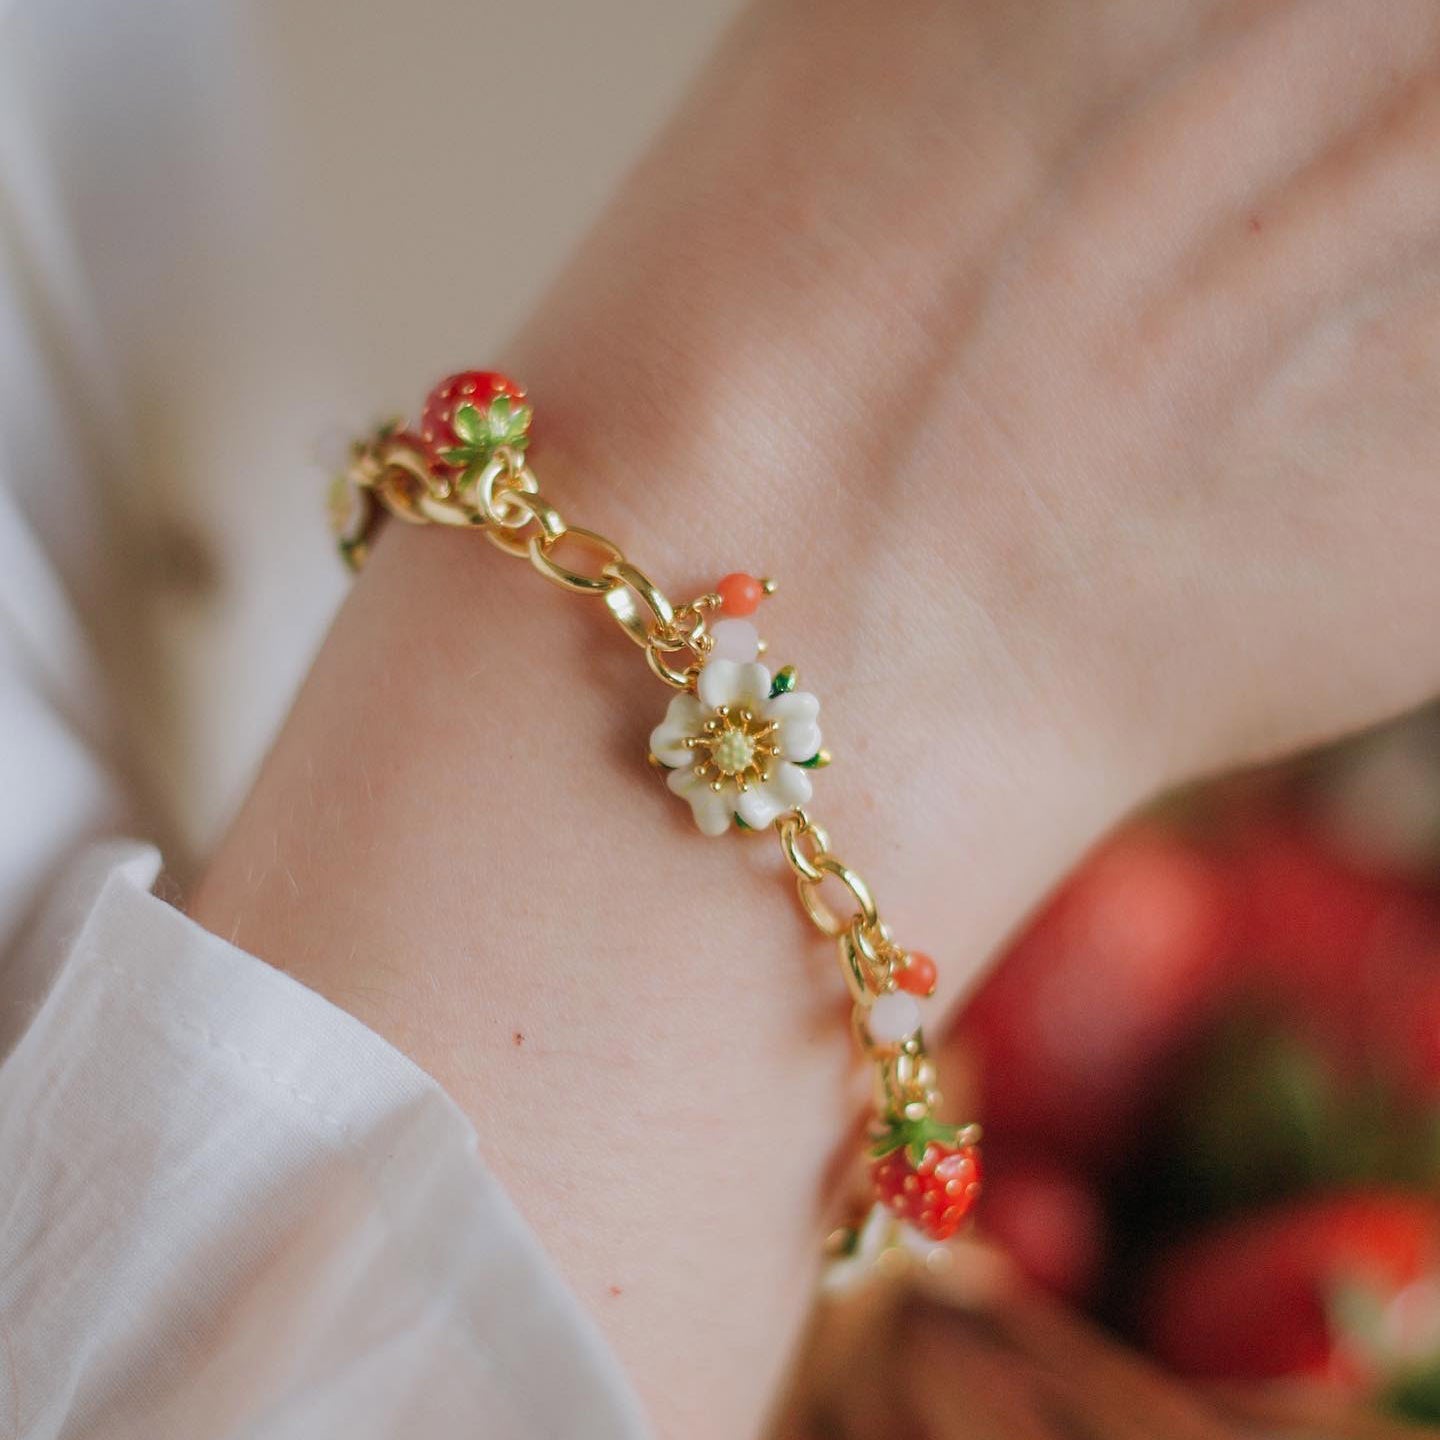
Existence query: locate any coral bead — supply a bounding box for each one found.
[897,951,938,996]
[716,572,765,617]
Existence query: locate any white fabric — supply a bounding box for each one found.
[0,842,651,1438]
[0,0,742,1433]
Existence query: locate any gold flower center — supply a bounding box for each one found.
[711,728,755,774]
[688,706,779,792]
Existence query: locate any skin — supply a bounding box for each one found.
[191,2,1440,1435]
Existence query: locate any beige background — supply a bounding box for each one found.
[2,0,743,860]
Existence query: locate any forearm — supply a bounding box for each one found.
[190,518,1137,1439]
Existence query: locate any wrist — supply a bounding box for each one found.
[362,380,1152,1010]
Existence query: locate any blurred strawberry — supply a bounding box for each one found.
[1143,1192,1440,1391]
[1402,970,1440,1095]
[980,1158,1106,1302]
[1231,820,1440,1074]
[1370,963,1440,1157]
[1235,822,1430,994]
[960,826,1233,1167]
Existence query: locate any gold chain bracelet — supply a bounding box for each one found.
[332,371,981,1265]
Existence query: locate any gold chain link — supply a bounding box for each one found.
[775,808,903,1020]
[777,810,830,882]
[348,431,719,685]
[346,426,928,1062]
[529,526,626,593]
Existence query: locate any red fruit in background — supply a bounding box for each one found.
[980,1159,1106,1302]
[1143,1192,1440,1388]
[1231,820,1440,1073]
[960,827,1233,1167]
[1236,820,1429,980]
[1402,968,1440,1094]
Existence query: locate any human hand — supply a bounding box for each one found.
[514,0,1440,805]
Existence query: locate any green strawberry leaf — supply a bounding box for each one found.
[869,1130,908,1160]
[440,447,474,467]
[452,403,485,445]
[488,399,532,443]
[769,666,798,697]
[869,1114,964,1166]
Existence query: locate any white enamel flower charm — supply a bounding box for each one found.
[649,632,823,837]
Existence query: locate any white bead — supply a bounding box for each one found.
[709,618,761,664]
[866,991,922,1046]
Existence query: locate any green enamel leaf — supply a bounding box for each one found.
[488,398,534,445]
[798,749,830,769]
[868,1131,906,1160]
[452,403,485,445]
[439,447,474,467]
[769,666,798,697]
[487,395,513,432]
[869,1114,963,1165]
[734,814,753,831]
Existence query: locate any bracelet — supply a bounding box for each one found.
[332,370,982,1260]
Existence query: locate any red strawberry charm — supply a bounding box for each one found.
[419,370,532,481]
[870,1115,982,1242]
